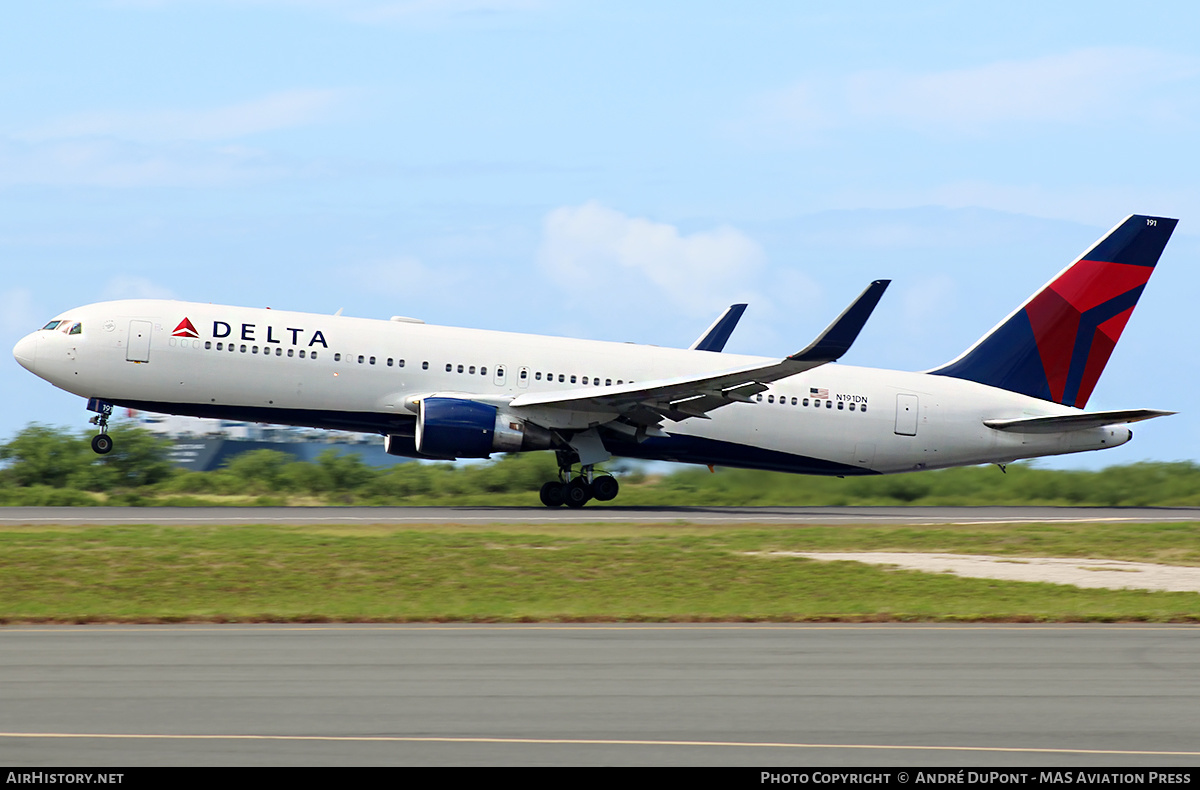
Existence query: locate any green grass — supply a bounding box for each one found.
[2,519,1199,623]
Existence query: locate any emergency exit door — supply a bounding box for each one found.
[895,394,918,436]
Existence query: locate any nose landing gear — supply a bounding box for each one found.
[86,398,113,455]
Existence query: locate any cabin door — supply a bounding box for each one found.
[126,321,152,362]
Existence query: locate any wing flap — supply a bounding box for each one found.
[984,409,1175,434]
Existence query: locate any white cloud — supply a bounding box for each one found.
[101,277,176,301]
[107,0,547,23]
[22,89,352,144]
[0,136,321,188]
[346,0,547,23]
[822,181,1200,227]
[750,47,1200,140]
[348,256,475,311]
[537,202,765,316]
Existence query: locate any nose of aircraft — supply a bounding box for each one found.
[13,332,37,372]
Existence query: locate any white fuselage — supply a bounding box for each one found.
[13,299,1132,475]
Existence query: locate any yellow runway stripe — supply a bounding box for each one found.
[1,732,1198,756]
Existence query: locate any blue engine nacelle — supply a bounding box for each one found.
[410,397,554,459]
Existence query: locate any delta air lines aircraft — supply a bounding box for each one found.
[12,215,1178,507]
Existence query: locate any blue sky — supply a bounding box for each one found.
[3,1,1198,468]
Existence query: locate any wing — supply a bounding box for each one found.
[689,303,748,352]
[984,409,1175,434]
[509,280,890,427]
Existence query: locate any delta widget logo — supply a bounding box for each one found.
[172,317,199,339]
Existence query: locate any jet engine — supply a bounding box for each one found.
[406,397,554,459]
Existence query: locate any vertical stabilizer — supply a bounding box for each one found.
[930,215,1176,407]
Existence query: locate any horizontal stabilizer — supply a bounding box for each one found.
[983,409,1175,434]
[690,304,747,352]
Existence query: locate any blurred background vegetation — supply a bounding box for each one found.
[2,423,1199,507]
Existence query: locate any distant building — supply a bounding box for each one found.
[130,411,411,472]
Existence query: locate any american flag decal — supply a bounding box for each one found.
[810,387,829,399]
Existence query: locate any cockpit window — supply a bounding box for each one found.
[42,320,61,330]
[68,323,82,335]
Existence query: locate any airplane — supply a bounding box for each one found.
[12,214,1177,508]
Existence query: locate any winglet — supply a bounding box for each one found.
[690,304,748,352]
[788,280,890,363]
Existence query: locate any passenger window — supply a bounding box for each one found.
[826,401,832,409]
[334,353,341,362]
[558,374,564,382]
[300,350,306,358]
[288,349,294,357]
[399,359,405,368]
[520,369,527,379]
[606,379,612,386]
[480,366,487,376]
[370,356,376,365]
[837,401,844,410]
[470,366,476,374]
[849,403,856,411]
[570,375,577,384]
[241,345,247,353]
[536,372,542,381]
[768,395,774,403]
[206,342,212,350]
[802,398,808,406]
[457,364,464,373]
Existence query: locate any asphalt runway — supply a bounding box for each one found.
[2,624,1199,767]
[3,505,1200,526]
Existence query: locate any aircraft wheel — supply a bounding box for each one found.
[591,475,619,502]
[564,478,592,508]
[91,434,113,455]
[539,481,566,508]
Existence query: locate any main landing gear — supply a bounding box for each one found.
[539,449,619,508]
[87,399,113,455]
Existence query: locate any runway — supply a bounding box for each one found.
[2,624,1199,767]
[3,505,1200,526]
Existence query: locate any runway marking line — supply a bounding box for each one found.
[1,732,1197,756]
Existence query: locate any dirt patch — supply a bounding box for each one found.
[769,552,1200,593]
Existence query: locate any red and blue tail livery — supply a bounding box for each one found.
[931,215,1177,407]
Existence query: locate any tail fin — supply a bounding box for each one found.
[930,215,1177,407]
